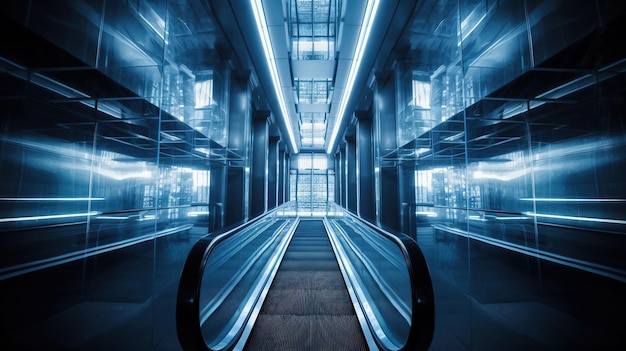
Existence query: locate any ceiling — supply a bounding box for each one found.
[210,0,415,154]
[0,0,414,167]
[4,0,622,167]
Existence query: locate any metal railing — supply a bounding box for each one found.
[176,201,434,351]
[325,204,435,351]
[176,206,298,351]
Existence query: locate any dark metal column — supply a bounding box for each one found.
[341,144,347,208]
[225,74,251,227]
[399,162,416,239]
[334,149,343,207]
[346,136,357,213]
[267,137,279,209]
[374,75,401,231]
[356,111,376,221]
[284,153,291,202]
[278,146,286,205]
[209,165,226,232]
[249,111,269,218]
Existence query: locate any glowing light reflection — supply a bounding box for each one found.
[416,211,438,218]
[327,0,380,153]
[250,0,299,153]
[0,197,105,201]
[525,212,626,225]
[188,211,210,217]
[520,198,626,202]
[0,211,100,223]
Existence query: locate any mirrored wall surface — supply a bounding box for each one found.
[391,0,626,349]
[0,1,235,349]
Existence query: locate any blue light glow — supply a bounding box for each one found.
[250,0,299,153]
[327,0,380,154]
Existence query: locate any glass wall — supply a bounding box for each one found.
[290,153,334,215]
[393,0,626,349]
[0,1,233,350]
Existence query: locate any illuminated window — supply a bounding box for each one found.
[297,153,328,170]
[295,79,332,104]
[411,79,431,108]
[194,79,213,108]
[299,112,327,147]
[291,153,334,214]
[191,169,210,204]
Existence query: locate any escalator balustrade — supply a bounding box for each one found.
[176,203,434,351]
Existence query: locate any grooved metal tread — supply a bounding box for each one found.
[244,220,367,351]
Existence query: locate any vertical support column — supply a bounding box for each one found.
[209,165,226,232]
[278,147,286,205]
[399,162,416,239]
[267,137,279,209]
[346,136,357,213]
[225,74,251,227]
[374,75,401,231]
[340,144,348,208]
[356,111,376,221]
[335,149,343,207]
[249,111,269,218]
[285,153,291,202]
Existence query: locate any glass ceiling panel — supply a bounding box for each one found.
[300,122,326,133]
[299,24,313,36]
[301,137,325,147]
[295,79,331,104]
[300,112,326,123]
[290,0,338,149]
[290,0,337,60]
[300,112,327,148]
[314,23,330,36]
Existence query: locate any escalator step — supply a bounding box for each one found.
[278,259,339,271]
[269,271,346,291]
[247,315,368,351]
[244,220,367,351]
[258,288,355,315]
[283,251,334,261]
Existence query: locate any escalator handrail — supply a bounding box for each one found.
[176,206,283,351]
[332,204,435,351]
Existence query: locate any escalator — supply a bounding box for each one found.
[176,203,434,351]
[245,219,367,350]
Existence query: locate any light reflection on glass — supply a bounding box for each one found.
[0,211,100,223]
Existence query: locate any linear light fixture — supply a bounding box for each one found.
[326,0,380,154]
[520,198,626,202]
[250,0,299,153]
[0,197,105,201]
[525,212,626,225]
[0,211,100,223]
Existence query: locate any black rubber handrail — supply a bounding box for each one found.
[176,207,282,351]
[332,204,435,351]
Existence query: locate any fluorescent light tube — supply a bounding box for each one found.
[327,0,380,154]
[250,0,299,153]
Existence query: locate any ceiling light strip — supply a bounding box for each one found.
[250,0,299,153]
[326,0,380,154]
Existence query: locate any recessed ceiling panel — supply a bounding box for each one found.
[292,60,335,79]
[297,104,331,113]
